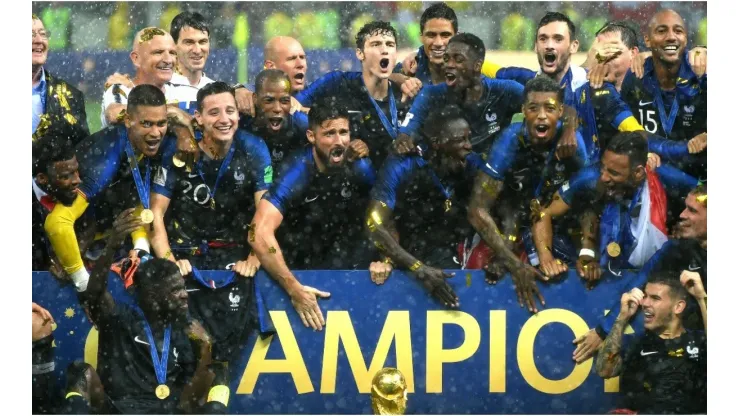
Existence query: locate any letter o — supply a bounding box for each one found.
[517,309,591,394]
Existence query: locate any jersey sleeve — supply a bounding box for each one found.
[493,66,536,86]
[100,84,129,128]
[292,111,309,133]
[76,127,125,200]
[592,82,642,131]
[398,84,445,138]
[293,71,347,107]
[240,131,274,191]
[151,138,179,198]
[489,77,526,116]
[369,155,417,210]
[352,157,377,188]
[557,165,600,206]
[647,134,694,163]
[655,165,699,195]
[486,122,522,181]
[262,149,312,215]
[573,129,591,168]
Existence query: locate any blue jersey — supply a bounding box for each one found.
[370,152,496,268]
[393,46,435,85]
[295,71,411,167]
[399,76,524,153]
[152,129,272,243]
[621,53,707,180]
[496,65,589,107]
[263,147,377,269]
[238,113,308,167]
[573,82,637,162]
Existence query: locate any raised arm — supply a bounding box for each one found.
[595,289,643,378]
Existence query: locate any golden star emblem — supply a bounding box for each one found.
[65,308,75,318]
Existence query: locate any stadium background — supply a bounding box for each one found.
[32,1,707,134]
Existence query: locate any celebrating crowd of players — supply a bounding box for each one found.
[32,3,707,414]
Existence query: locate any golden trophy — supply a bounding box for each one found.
[370,367,408,415]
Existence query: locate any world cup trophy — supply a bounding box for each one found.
[370,367,408,415]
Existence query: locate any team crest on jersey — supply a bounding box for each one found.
[687,341,700,360]
[341,186,352,199]
[173,347,179,363]
[485,108,500,135]
[684,105,695,114]
[234,170,245,185]
[272,149,284,162]
[228,289,241,310]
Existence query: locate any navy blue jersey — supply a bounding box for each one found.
[574,82,637,162]
[399,76,524,154]
[370,152,496,268]
[393,46,435,85]
[238,113,308,167]
[295,71,411,167]
[263,147,377,269]
[621,53,707,179]
[152,129,272,244]
[487,121,590,204]
[496,65,589,108]
[75,125,175,229]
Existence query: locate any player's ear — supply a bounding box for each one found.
[557,103,564,118]
[306,128,316,145]
[194,110,203,127]
[264,60,275,70]
[633,164,646,182]
[569,39,579,54]
[355,48,365,62]
[644,35,651,48]
[130,51,140,69]
[474,59,482,73]
[674,298,687,315]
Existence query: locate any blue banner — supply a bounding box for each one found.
[32,269,640,414]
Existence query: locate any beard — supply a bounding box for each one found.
[315,146,347,173]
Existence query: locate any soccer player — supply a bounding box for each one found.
[532,132,698,280]
[595,271,706,414]
[170,12,214,89]
[467,75,590,311]
[394,33,535,155]
[149,81,273,363]
[573,184,707,363]
[366,105,506,308]
[32,14,89,141]
[81,208,214,414]
[44,85,175,294]
[240,69,308,166]
[293,21,409,167]
[249,99,374,331]
[396,3,500,84]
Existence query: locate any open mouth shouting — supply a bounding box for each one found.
[329,146,346,164]
[292,72,305,87]
[542,51,558,70]
[643,310,655,325]
[533,123,551,139]
[143,137,162,155]
[379,58,390,74]
[267,116,284,131]
[445,71,457,87]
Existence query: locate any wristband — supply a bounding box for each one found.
[409,261,422,272]
[579,248,596,258]
[594,325,608,340]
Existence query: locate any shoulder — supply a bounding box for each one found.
[379,153,423,175]
[483,75,525,92]
[47,72,85,97]
[77,125,122,151]
[569,65,589,91]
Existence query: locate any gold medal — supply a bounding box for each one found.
[607,242,621,258]
[140,209,154,224]
[172,153,186,168]
[444,199,452,212]
[210,198,216,210]
[155,384,170,400]
[530,199,541,213]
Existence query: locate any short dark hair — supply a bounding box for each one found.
[196,81,235,112]
[355,21,397,51]
[646,271,688,302]
[523,75,563,103]
[538,12,576,42]
[604,132,648,169]
[422,104,467,143]
[170,11,210,44]
[308,98,350,131]
[420,3,458,34]
[448,33,485,63]
[127,84,166,113]
[134,258,181,295]
[33,122,84,176]
[596,21,639,50]
[254,69,291,95]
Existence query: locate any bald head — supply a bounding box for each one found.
[264,36,307,93]
[645,9,687,66]
[130,27,176,87]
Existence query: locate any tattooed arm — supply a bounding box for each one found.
[595,290,643,378]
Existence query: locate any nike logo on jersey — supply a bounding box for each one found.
[640,350,658,356]
[639,100,654,106]
[186,288,200,292]
[134,336,150,346]
[304,195,319,203]
[688,264,701,271]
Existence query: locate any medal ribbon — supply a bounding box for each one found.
[123,130,151,209]
[599,181,644,267]
[532,131,560,200]
[132,305,171,386]
[195,140,237,207]
[427,166,452,209]
[366,82,398,139]
[649,74,680,136]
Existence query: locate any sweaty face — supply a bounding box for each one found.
[272,40,307,93]
[126,105,168,157]
[176,26,210,74]
[596,31,635,84]
[134,34,177,85]
[443,41,481,90]
[32,18,48,67]
[358,32,397,79]
[308,118,351,171]
[674,193,707,240]
[647,11,687,65]
[435,118,472,174]
[536,21,575,78]
[523,92,562,145]
[254,79,292,134]
[598,150,642,202]
[195,92,239,143]
[422,18,455,65]
[46,157,81,205]
[641,283,683,332]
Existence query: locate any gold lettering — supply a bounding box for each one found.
[489,311,506,392]
[517,309,591,394]
[237,311,314,394]
[320,311,414,393]
[426,311,481,393]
